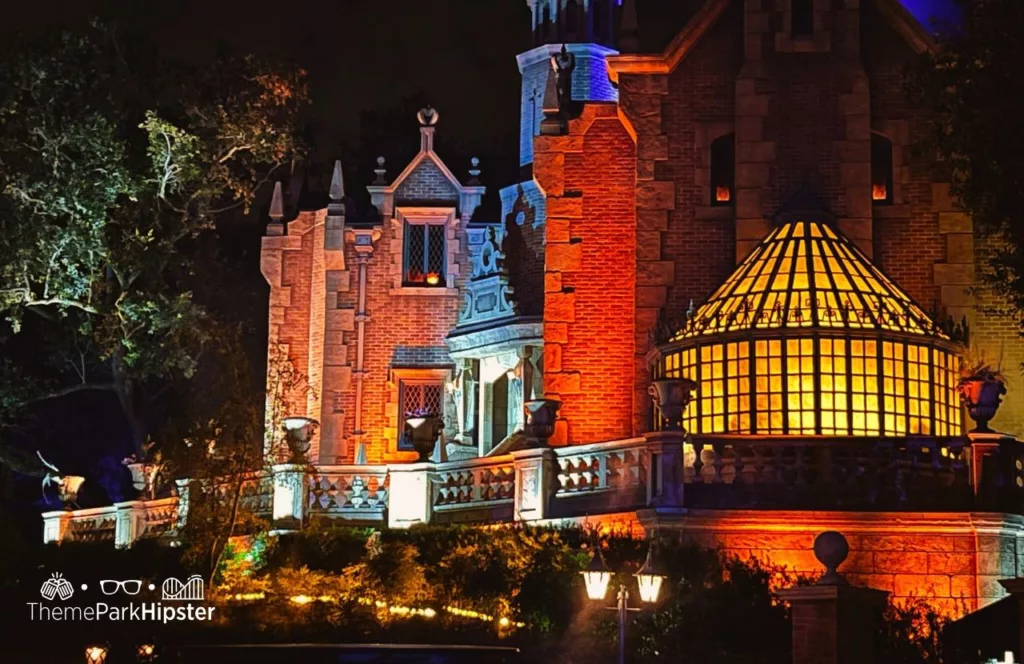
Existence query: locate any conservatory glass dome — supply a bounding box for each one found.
[658,214,962,438]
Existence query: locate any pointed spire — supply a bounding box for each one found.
[619,0,639,53]
[329,160,345,201]
[269,181,284,221]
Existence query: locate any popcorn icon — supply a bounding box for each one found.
[40,572,74,601]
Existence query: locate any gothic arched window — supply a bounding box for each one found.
[871,133,894,205]
[792,0,814,37]
[710,133,735,207]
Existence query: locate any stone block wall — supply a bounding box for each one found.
[534,104,637,445]
[647,509,1024,618]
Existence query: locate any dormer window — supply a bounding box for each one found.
[791,0,814,38]
[403,220,446,287]
[710,133,735,207]
[871,134,894,205]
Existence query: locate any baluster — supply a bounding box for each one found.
[752,444,765,483]
[732,443,744,484]
[794,447,807,485]
[692,440,705,484]
[712,442,725,483]
[598,453,609,490]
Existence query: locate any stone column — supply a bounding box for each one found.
[270,463,307,532]
[999,579,1024,663]
[174,478,191,531]
[777,532,889,664]
[510,448,558,521]
[41,511,68,544]
[643,430,685,511]
[114,501,143,549]
[387,462,435,529]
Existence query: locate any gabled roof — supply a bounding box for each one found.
[386,148,468,196]
[606,0,936,82]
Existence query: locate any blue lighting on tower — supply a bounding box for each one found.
[900,0,963,32]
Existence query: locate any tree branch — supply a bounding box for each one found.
[22,382,117,405]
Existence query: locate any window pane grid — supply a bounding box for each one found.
[403,221,446,286]
[785,338,816,433]
[399,381,444,450]
[661,336,961,438]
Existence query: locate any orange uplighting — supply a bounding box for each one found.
[872,183,888,201]
[716,185,732,202]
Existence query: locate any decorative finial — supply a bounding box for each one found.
[329,160,345,201]
[813,531,850,586]
[373,156,387,185]
[269,181,284,221]
[467,157,481,186]
[416,106,439,127]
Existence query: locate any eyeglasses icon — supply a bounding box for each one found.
[99,579,142,596]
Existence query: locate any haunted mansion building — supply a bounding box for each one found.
[45,0,1024,619]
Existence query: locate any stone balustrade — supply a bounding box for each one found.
[432,455,516,523]
[42,430,1024,545]
[308,465,389,522]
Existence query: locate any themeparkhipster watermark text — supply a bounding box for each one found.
[29,572,215,623]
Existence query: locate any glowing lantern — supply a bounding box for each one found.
[426,272,441,286]
[136,643,157,662]
[581,551,611,601]
[872,183,888,201]
[634,548,666,604]
[715,185,732,202]
[85,646,108,664]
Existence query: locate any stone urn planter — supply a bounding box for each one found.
[957,376,1007,433]
[282,416,318,462]
[125,462,162,499]
[58,475,86,506]
[523,399,562,447]
[405,414,443,462]
[648,378,698,431]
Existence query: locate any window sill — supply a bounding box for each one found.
[695,206,734,220]
[390,286,459,297]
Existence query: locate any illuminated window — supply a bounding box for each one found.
[657,218,963,438]
[403,221,446,287]
[398,380,444,450]
[882,341,907,435]
[849,339,880,435]
[871,134,894,205]
[755,339,785,434]
[819,338,849,435]
[792,0,814,37]
[710,134,735,207]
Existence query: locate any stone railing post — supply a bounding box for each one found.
[271,463,307,532]
[643,430,685,510]
[999,579,1024,663]
[970,432,1023,510]
[174,478,191,531]
[114,501,143,549]
[386,462,435,529]
[41,510,68,544]
[510,448,557,521]
[777,532,889,664]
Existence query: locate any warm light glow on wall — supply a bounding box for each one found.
[660,219,962,436]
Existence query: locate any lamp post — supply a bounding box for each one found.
[581,546,666,664]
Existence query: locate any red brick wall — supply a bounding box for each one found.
[863,3,945,309]
[333,222,463,464]
[536,105,637,444]
[641,0,743,312]
[270,218,315,415]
